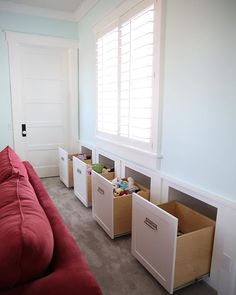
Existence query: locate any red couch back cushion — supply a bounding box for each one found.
[0,174,54,290]
[0,146,28,183]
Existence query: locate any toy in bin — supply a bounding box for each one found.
[112,177,140,197]
[92,163,115,174]
[77,153,91,161]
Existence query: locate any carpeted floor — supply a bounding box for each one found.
[41,177,217,295]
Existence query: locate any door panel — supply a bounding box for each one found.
[23,79,64,101]
[21,46,63,79]
[28,149,58,167]
[92,171,113,238]
[73,157,88,206]
[132,193,178,294]
[26,104,63,123]
[58,147,68,187]
[27,126,64,146]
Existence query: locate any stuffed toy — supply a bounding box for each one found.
[77,153,87,160]
[112,177,128,189]
[114,188,129,197]
[92,163,105,173]
[101,167,114,174]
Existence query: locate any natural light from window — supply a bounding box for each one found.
[96,2,155,150]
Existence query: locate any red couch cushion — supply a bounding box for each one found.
[0,174,54,291]
[0,146,28,183]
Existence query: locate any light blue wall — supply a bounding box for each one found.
[0,11,78,150]
[161,0,236,201]
[78,0,236,201]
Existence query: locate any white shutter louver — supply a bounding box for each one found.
[97,27,118,135]
[120,4,154,143]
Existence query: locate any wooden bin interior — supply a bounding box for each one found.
[159,201,215,289]
[113,167,151,236]
[84,159,92,203]
[81,146,93,160]
[98,154,115,170]
[68,152,78,187]
[168,187,217,221]
[101,171,115,181]
[96,153,116,182]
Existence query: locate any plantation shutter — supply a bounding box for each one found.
[97,27,118,135]
[120,3,155,143]
[96,0,156,150]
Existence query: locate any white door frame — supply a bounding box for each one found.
[6,31,79,155]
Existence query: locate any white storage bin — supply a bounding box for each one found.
[73,146,95,207]
[132,194,215,294]
[58,147,78,188]
[92,163,151,239]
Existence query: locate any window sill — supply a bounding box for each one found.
[96,135,163,170]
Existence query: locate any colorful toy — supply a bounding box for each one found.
[111,177,128,189]
[87,167,92,176]
[112,177,120,188]
[114,188,129,197]
[114,188,123,197]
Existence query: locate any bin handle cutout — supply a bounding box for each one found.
[144,217,158,231]
[77,168,82,174]
[97,187,104,195]
[61,156,64,161]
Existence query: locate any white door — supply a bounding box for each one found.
[7,32,78,177]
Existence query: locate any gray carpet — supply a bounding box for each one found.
[41,177,217,295]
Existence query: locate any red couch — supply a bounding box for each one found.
[0,147,102,295]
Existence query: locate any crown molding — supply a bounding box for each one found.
[74,0,98,21]
[0,1,74,21]
[0,0,99,22]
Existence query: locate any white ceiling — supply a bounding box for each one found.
[0,0,98,21]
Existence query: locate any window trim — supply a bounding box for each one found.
[95,0,163,155]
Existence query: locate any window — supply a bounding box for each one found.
[96,0,158,152]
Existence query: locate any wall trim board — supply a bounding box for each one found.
[0,0,99,22]
[74,0,98,22]
[5,31,79,48]
[95,137,161,171]
[160,172,236,295]
[160,171,236,211]
[0,1,73,21]
[80,139,236,210]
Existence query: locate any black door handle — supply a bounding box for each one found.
[22,124,27,137]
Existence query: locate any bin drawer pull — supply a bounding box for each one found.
[97,187,104,195]
[61,156,64,161]
[144,217,157,231]
[77,168,82,174]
